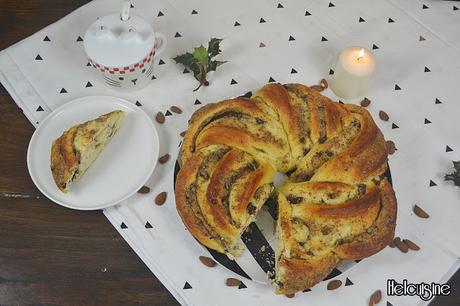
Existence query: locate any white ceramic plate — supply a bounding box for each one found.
[27,96,159,210]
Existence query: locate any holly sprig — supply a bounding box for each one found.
[173,38,227,91]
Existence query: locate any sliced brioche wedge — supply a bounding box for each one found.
[50,110,125,192]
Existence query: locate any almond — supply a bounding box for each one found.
[388,240,396,248]
[413,205,430,218]
[285,293,295,298]
[379,110,389,121]
[311,85,325,92]
[155,192,167,205]
[327,279,342,290]
[403,239,420,251]
[320,78,328,89]
[180,131,187,137]
[158,153,170,164]
[225,278,241,287]
[156,111,165,124]
[386,140,396,155]
[137,185,150,194]
[199,256,217,267]
[394,237,408,253]
[360,97,371,107]
[369,289,382,306]
[170,106,183,114]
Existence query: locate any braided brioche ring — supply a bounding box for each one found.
[175,83,397,294]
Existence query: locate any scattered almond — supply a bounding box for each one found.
[180,131,187,137]
[199,256,217,267]
[311,85,325,92]
[137,186,150,194]
[155,192,167,205]
[225,278,241,287]
[360,97,371,107]
[320,78,328,89]
[285,293,295,298]
[386,140,396,155]
[156,111,165,124]
[327,279,342,290]
[393,237,408,253]
[388,240,395,248]
[369,289,382,306]
[403,239,420,251]
[159,153,170,164]
[170,106,183,114]
[379,110,389,121]
[413,205,430,219]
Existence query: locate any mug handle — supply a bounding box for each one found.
[154,32,167,55]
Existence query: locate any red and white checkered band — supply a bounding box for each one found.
[88,50,155,74]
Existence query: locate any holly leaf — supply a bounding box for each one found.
[208,38,223,58]
[208,60,227,72]
[172,52,195,68]
[193,45,208,66]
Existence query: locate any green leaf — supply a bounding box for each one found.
[208,60,227,72]
[172,52,195,67]
[193,45,208,66]
[208,38,223,58]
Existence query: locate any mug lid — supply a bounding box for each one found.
[84,13,155,68]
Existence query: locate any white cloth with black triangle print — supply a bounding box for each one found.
[1,0,460,305]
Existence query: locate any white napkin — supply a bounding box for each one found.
[1,0,460,305]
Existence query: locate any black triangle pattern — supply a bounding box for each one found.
[321,36,328,42]
[277,3,284,8]
[76,36,83,42]
[305,10,311,16]
[424,118,431,124]
[395,84,401,90]
[87,62,91,67]
[423,4,429,9]
[329,69,334,75]
[194,99,202,105]
[392,123,399,129]
[191,9,198,14]
[165,110,173,116]
[36,106,44,112]
[151,75,156,80]
[183,282,192,289]
[446,145,453,152]
[60,88,67,94]
[372,44,379,50]
[238,282,247,289]
[291,68,297,74]
[387,302,394,306]
[420,36,426,41]
[183,68,190,74]
[388,18,394,23]
[121,222,128,229]
[424,66,431,72]
[44,36,50,41]
[85,81,93,88]
[145,221,153,229]
[435,98,442,104]
[175,32,182,38]
[35,54,43,60]
[289,35,295,41]
[159,59,165,65]
[269,77,276,83]
[158,11,164,17]
[454,6,459,11]
[260,18,266,23]
[135,101,142,106]
[130,3,134,8]
[230,79,238,85]
[328,2,335,7]
[345,278,353,286]
[359,17,365,22]
[234,21,241,26]
[429,180,437,187]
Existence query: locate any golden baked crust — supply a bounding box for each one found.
[50,110,125,192]
[175,83,397,293]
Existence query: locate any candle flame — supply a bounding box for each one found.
[357,48,365,61]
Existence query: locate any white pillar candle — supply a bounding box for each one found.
[330,46,376,99]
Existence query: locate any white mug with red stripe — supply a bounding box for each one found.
[84,1,166,91]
